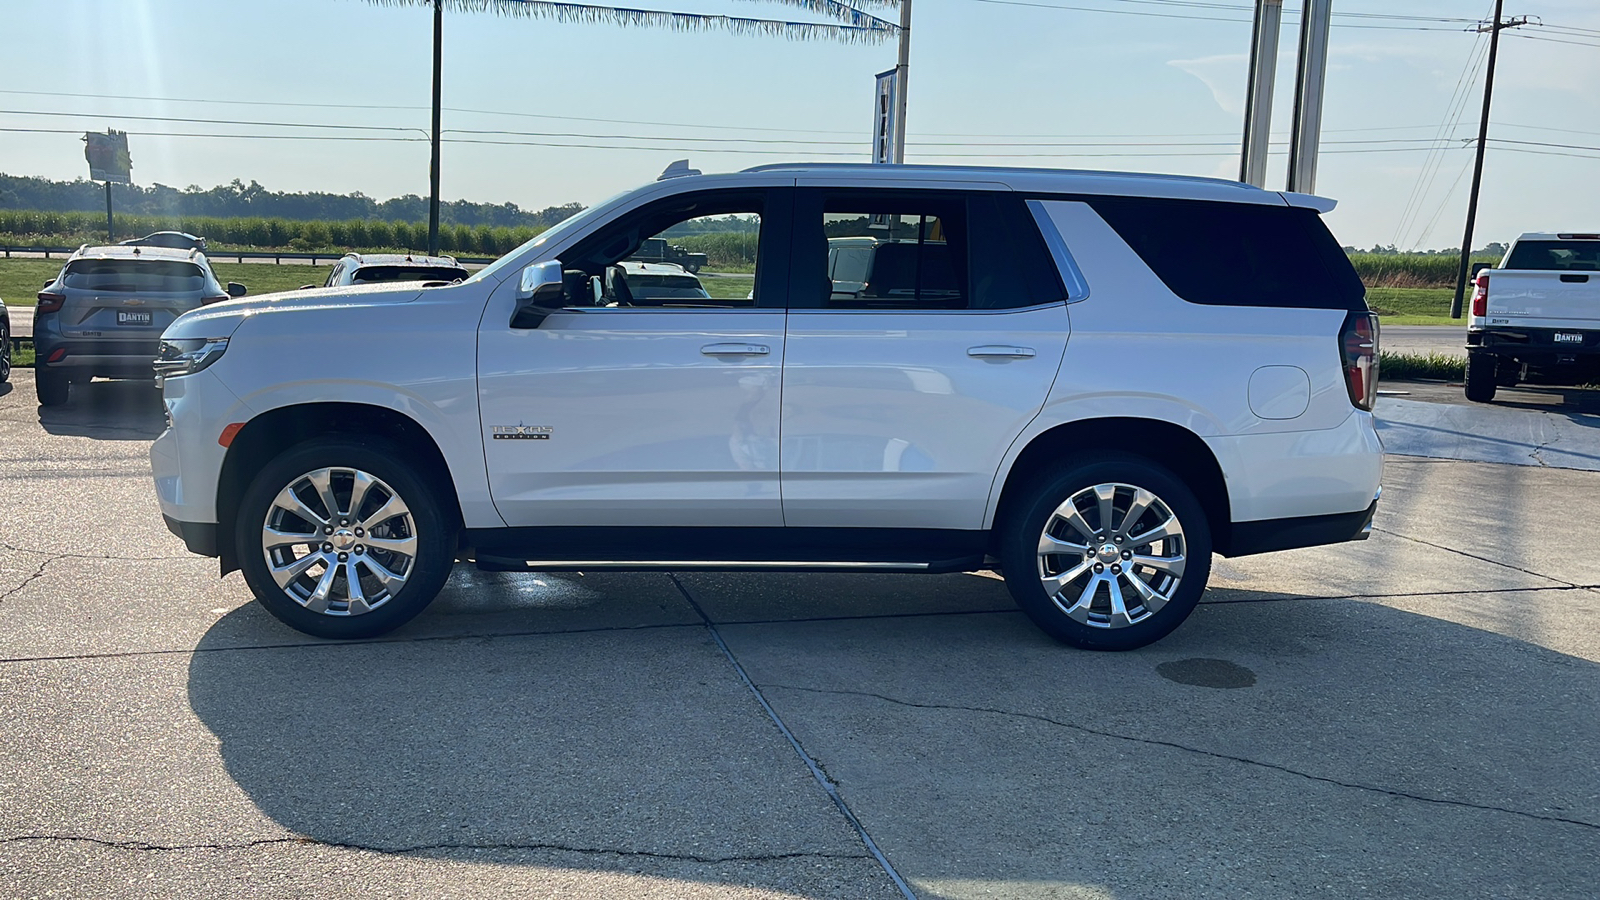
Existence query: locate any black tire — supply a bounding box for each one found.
[999,454,1212,651]
[1464,352,1497,403]
[236,437,456,639]
[0,321,10,384]
[36,369,69,406]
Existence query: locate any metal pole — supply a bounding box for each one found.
[1286,0,1332,194]
[104,181,114,241]
[428,0,443,256]
[1451,0,1508,319]
[892,0,911,164]
[1239,0,1283,187]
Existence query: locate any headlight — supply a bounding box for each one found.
[154,338,228,386]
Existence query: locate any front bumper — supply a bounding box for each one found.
[163,515,219,557]
[150,367,250,533]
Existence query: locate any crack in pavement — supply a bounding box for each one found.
[1371,527,1578,587]
[0,540,193,562]
[765,684,1600,833]
[1200,583,1600,605]
[0,832,869,863]
[0,555,53,605]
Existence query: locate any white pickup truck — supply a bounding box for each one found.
[1466,232,1600,402]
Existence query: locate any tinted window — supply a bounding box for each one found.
[1505,241,1600,271]
[628,273,710,299]
[64,259,206,293]
[814,196,967,310]
[1086,198,1366,310]
[350,266,469,284]
[968,193,1068,309]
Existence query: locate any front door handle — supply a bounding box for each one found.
[967,345,1036,359]
[701,342,771,356]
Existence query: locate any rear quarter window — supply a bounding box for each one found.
[1086,197,1366,310]
[63,259,206,293]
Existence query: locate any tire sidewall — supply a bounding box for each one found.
[236,437,455,639]
[1001,454,1212,651]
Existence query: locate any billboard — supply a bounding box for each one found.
[84,129,132,183]
[872,69,899,165]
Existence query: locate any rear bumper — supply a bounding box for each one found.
[1469,327,1600,366]
[1225,496,1378,557]
[34,337,161,375]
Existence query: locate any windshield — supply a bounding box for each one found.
[468,188,632,284]
[64,259,206,293]
[352,265,469,284]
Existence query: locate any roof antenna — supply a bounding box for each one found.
[658,159,700,181]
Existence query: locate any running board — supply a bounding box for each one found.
[474,556,944,574]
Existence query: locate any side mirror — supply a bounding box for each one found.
[1469,261,1492,279]
[299,284,317,290]
[227,282,247,298]
[510,260,567,329]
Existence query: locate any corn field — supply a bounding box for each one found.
[0,210,546,256]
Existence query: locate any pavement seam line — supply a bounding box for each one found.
[767,684,1600,833]
[1370,526,1578,587]
[669,574,920,900]
[1199,583,1600,606]
[0,833,870,863]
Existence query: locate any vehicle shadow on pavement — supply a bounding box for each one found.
[36,378,165,440]
[186,584,1600,898]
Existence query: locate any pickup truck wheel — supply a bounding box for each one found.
[35,370,69,406]
[999,455,1212,651]
[236,439,455,639]
[1464,352,1497,403]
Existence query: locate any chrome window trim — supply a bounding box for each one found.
[1026,198,1091,304]
[786,301,1066,316]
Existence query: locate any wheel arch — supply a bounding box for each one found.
[988,416,1235,555]
[215,402,463,576]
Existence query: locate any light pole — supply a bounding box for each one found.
[1238,0,1283,187]
[893,0,911,163]
[428,0,443,256]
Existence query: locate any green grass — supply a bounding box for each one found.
[0,258,337,305]
[1380,351,1464,381]
[11,342,33,367]
[700,272,755,301]
[0,259,59,306]
[1366,287,1463,326]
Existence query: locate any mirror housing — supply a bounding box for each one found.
[1469,261,1492,279]
[227,282,248,298]
[510,260,567,329]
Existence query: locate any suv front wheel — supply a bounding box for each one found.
[236,438,456,639]
[1000,454,1212,651]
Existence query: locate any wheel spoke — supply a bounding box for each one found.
[302,563,339,613]
[1041,557,1095,598]
[1060,573,1102,623]
[362,533,418,558]
[1120,569,1167,615]
[1094,484,1116,537]
[347,471,379,523]
[361,555,408,594]
[306,469,343,522]
[1038,531,1089,560]
[1115,488,1155,539]
[262,526,317,552]
[1132,552,1186,580]
[1128,516,1180,549]
[360,493,411,531]
[1105,576,1133,627]
[272,486,328,528]
[343,559,372,615]
[270,551,324,589]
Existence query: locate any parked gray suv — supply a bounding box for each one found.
[33,245,243,406]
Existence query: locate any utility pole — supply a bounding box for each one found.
[1238,0,1283,187]
[893,0,911,163]
[1450,2,1529,318]
[428,0,443,256]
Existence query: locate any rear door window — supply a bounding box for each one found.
[1505,241,1600,271]
[63,259,205,293]
[1085,197,1366,310]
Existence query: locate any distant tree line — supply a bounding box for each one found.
[0,173,584,229]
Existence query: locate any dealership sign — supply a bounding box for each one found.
[84,129,132,184]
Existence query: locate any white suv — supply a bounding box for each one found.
[151,164,1383,650]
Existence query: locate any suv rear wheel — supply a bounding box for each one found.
[0,321,9,383]
[36,370,69,406]
[1000,454,1212,651]
[236,438,456,639]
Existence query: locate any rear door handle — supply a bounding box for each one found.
[967,345,1036,359]
[701,342,771,356]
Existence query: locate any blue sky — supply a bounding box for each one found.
[5,0,1599,249]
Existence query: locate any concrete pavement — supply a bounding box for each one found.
[2,370,1598,899]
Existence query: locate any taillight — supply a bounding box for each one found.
[1341,312,1380,411]
[36,291,64,313]
[1470,272,1489,318]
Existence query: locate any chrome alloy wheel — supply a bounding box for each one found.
[1035,482,1187,629]
[261,467,418,616]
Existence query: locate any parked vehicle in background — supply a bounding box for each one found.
[612,261,712,304]
[315,253,469,289]
[121,231,208,252]
[1466,232,1600,402]
[33,244,244,406]
[1,297,10,383]
[628,237,708,273]
[152,162,1383,651]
